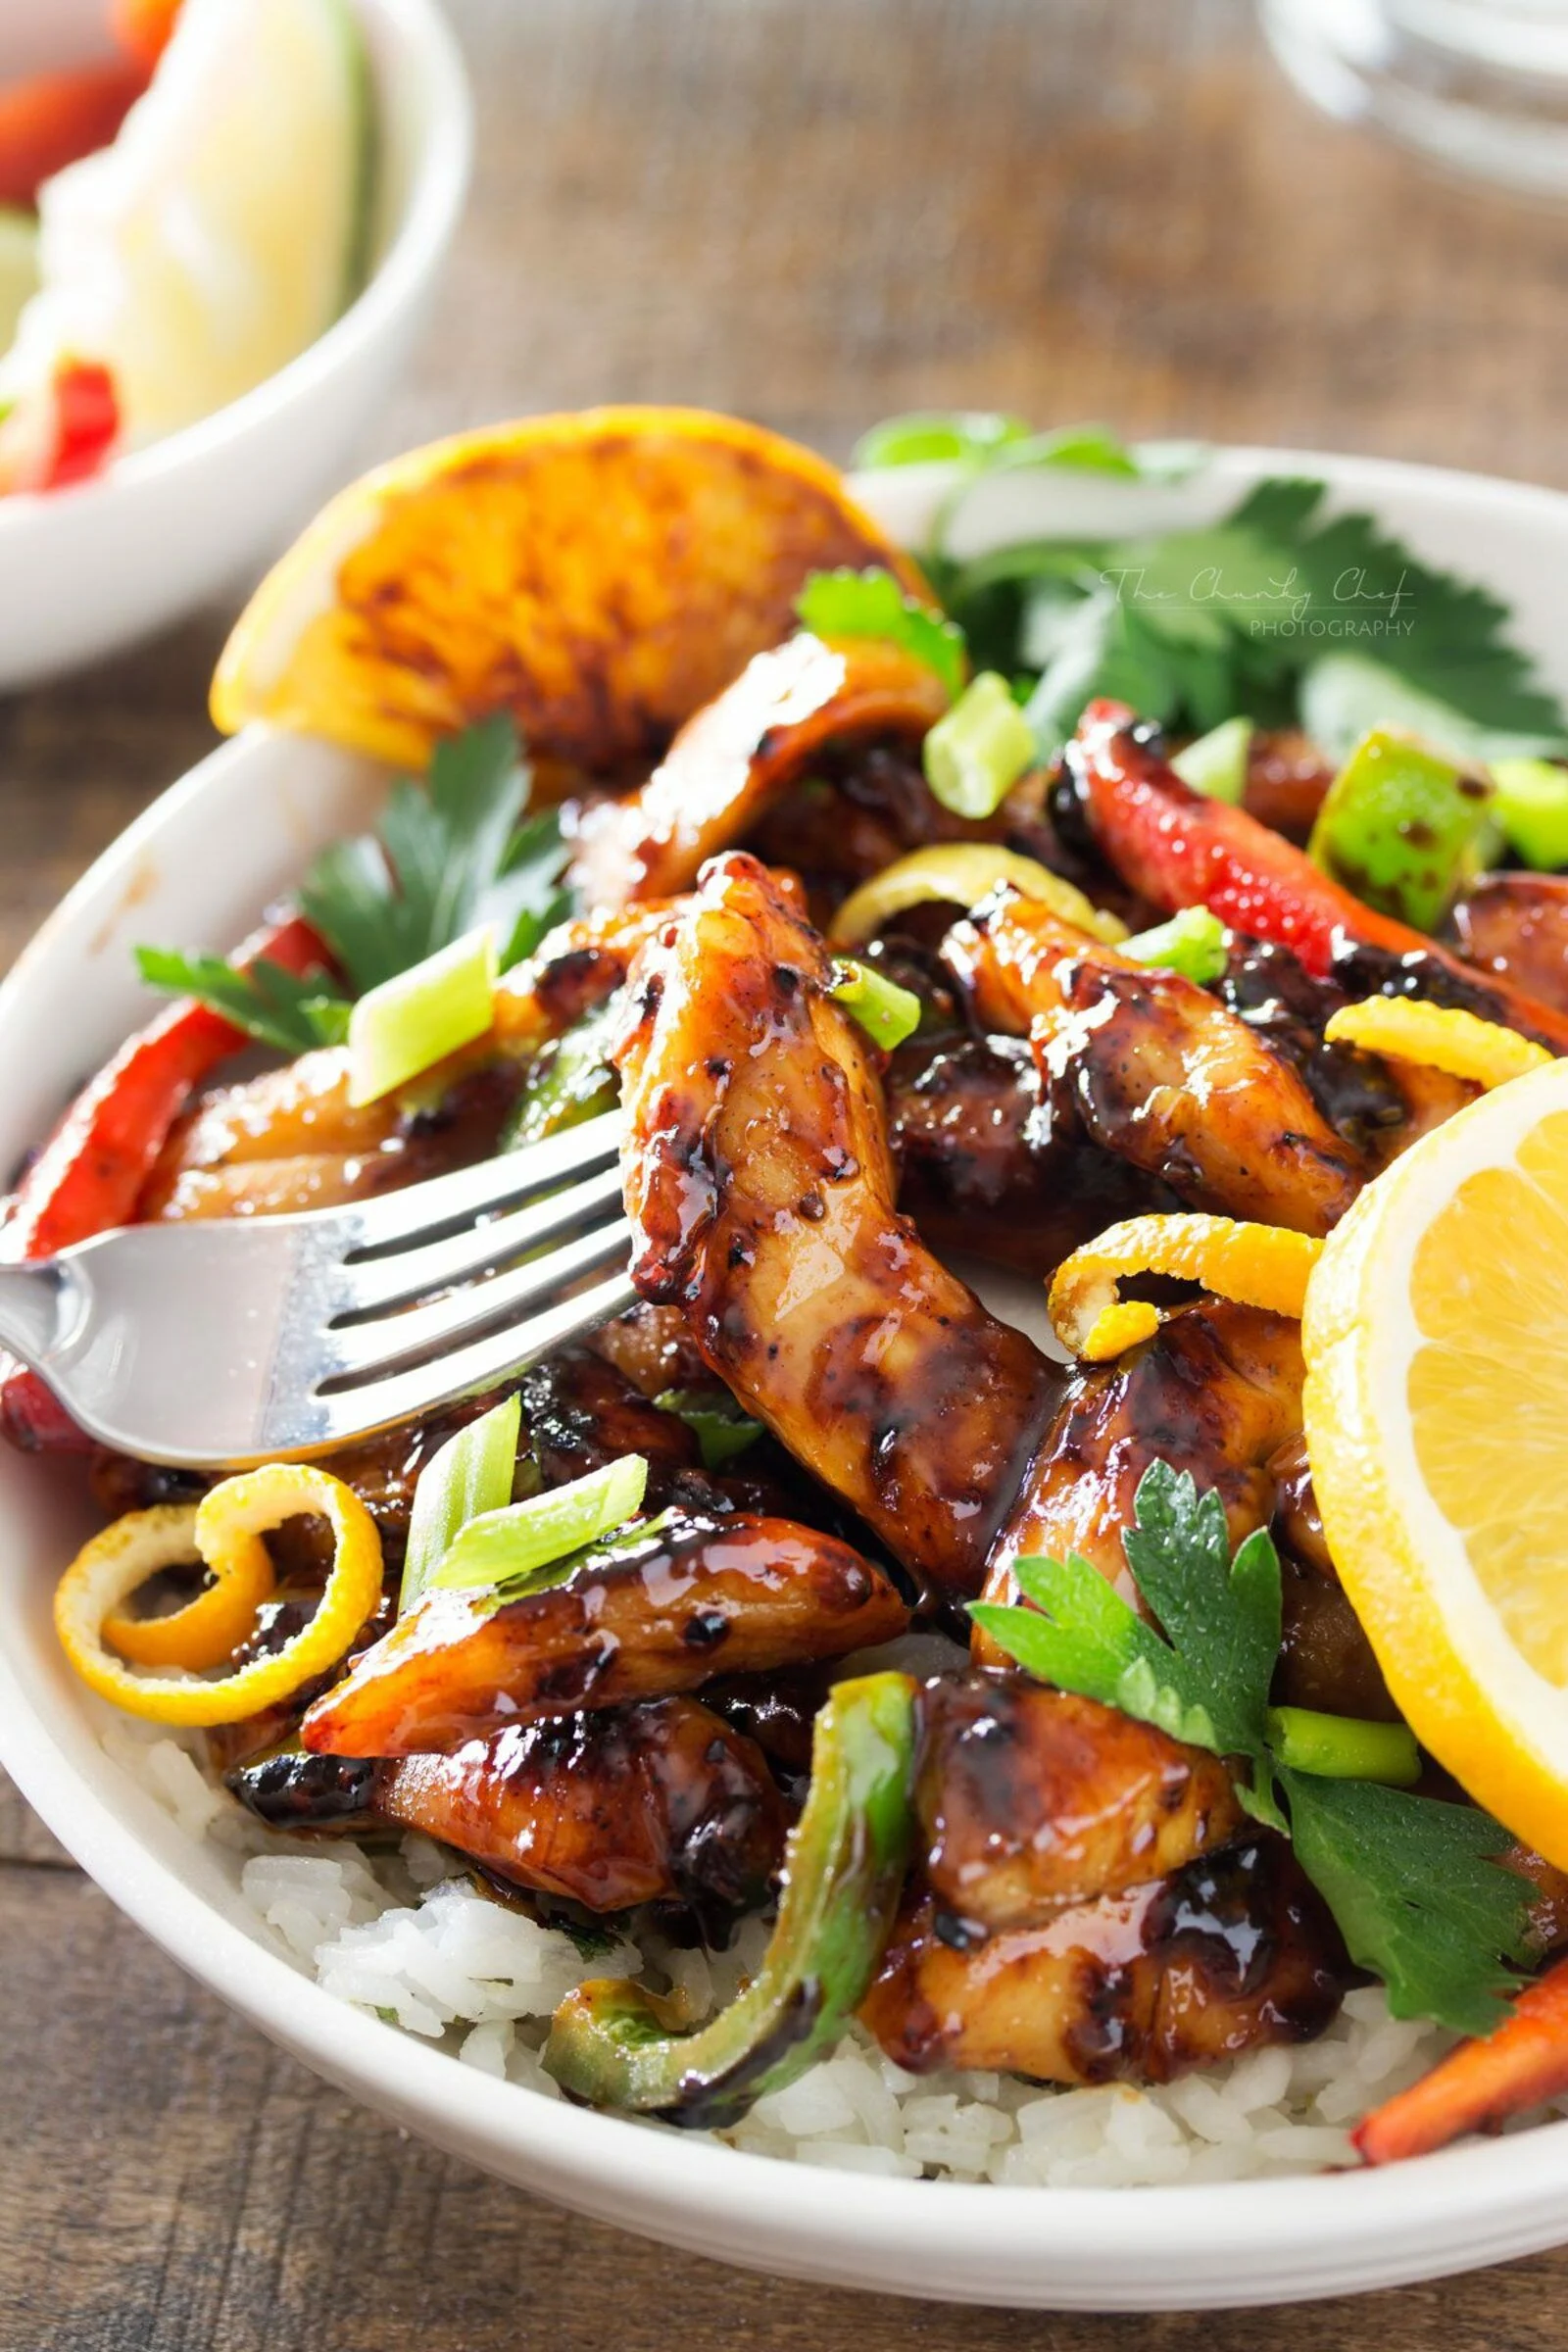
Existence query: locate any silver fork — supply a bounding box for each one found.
[0,1110,637,1467]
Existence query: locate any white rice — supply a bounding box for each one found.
[98,1714,1566,2185]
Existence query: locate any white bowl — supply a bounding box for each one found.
[3,446,1568,2311]
[0,0,471,692]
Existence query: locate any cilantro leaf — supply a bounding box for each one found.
[134,948,350,1056]
[972,1462,1284,1828]
[795,566,966,700]
[1282,1770,1534,2038]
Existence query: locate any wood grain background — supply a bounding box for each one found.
[4,2,1568,2342]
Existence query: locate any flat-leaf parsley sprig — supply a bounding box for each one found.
[973,1462,1538,2036]
[137,715,572,1054]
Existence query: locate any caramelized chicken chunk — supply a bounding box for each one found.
[860,1839,1348,2084]
[946,890,1363,1235]
[374,1698,786,1918]
[613,852,1060,1601]
[302,1508,908,1757]
[1447,871,1568,1018]
[915,1674,1244,1934]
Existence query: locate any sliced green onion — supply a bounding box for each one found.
[922,670,1038,819]
[429,1453,649,1594]
[655,1388,764,1470]
[1171,715,1253,806]
[795,566,966,700]
[1122,905,1229,986]
[1489,757,1568,871]
[1308,728,1494,933]
[829,957,922,1052]
[347,926,498,1107]
[1266,1705,1421,1788]
[398,1394,523,1616]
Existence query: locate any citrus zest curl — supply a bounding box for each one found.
[827,843,1127,950]
[1049,1212,1324,1362]
[54,1464,383,1726]
[1325,998,1552,1092]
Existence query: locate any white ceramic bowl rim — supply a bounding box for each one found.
[0,0,472,534]
[6,441,1568,2310]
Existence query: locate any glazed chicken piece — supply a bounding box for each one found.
[886,1032,1172,1280]
[860,1837,1348,2083]
[915,1673,1244,1934]
[590,1300,712,1398]
[567,635,949,907]
[1268,1432,1396,1721]
[944,889,1363,1236]
[981,1302,1305,1625]
[302,1507,908,1757]
[612,852,1060,1602]
[373,1699,786,1919]
[1446,871,1568,1018]
[519,1344,705,1500]
[230,1695,787,1921]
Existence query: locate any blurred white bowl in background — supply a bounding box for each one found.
[0,0,471,693]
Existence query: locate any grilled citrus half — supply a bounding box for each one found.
[211,405,927,773]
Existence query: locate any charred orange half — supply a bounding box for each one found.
[211,406,928,774]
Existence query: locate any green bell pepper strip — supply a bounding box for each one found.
[501,997,623,1151]
[543,1671,918,2127]
[1307,728,1494,933]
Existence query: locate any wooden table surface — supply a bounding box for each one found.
[4,2,1568,2343]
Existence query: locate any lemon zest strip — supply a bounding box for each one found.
[1049,1211,1324,1362]
[828,842,1127,950]
[55,1464,383,1726]
[1325,998,1552,1092]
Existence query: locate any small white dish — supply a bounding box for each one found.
[2,445,1568,2310]
[0,0,471,692]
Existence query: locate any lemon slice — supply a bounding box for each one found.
[0,208,39,357]
[0,0,368,445]
[210,407,930,772]
[1302,1058,1568,1867]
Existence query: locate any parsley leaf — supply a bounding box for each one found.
[138,717,574,1051]
[1282,1771,1533,2038]
[923,446,1567,754]
[973,1457,1540,2033]
[971,1462,1283,1827]
[133,948,350,1056]
[795,566,967,700]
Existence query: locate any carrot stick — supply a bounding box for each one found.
[1354,1954,1568,2164]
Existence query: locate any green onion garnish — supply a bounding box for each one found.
[1265,1706,1421,1788]
[347,926,498,1107]
[1489,757,1568,871]
[1171,715,1253,806]
[398,1393,524,1616]
[655,1388,764,1470]
[921,671,1038,819]
[1122,905,1229,987]
[428,1453,650,1594]
[829,958,922,1052]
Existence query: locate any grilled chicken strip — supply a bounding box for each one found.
[567,635,949,907]
[916,1673,1244,1934]
[887,1032,1171,1280]
[1447,871,1568,1018]
[945,889,1363,1236]
[981,1302,1304,1625]
[302,1507,908,1757]
[374,1700,786,1917]
[612,852,1060,1601]
[860,1838,1348,2083]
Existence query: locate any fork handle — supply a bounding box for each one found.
[0,1257,75,1375]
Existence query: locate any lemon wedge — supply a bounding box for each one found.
[1302,1057,1568,1867]
[0,0,369,446]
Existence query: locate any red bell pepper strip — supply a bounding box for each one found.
[1064,702,1568,1055]
[1354,1952,1568,2165]
[42,361,122,490]
[0,910,331,1450]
